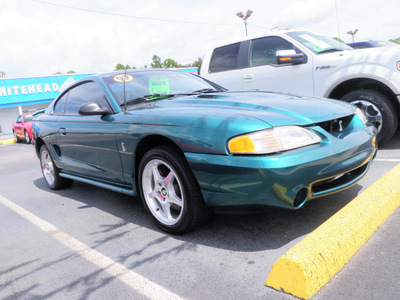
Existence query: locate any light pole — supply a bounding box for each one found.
[236,9,253,36]
[347,29,358,43]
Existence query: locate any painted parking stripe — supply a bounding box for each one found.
[0,195,184,300]
[374,158,400,162]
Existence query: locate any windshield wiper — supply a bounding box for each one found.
[192,88,220,94]
[121,94,176,106]
[317,48,344,55]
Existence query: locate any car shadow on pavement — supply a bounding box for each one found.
[33,177,362,252]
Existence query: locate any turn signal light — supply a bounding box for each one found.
[228,136,255,153]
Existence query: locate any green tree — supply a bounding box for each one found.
[191,57,203,70]
[114,64,135,71]
[150,55,163,68]
[390,37,400,45]
[0,70,6,78]
[67,70,77,74]
[53,72,63,75]
[163,58,180,68]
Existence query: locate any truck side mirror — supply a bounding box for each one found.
[276,50,305,65]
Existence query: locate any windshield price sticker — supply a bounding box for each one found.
[114,74,134,82]
[149,76,170,95]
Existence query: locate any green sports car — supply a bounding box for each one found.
[33,69,377,233]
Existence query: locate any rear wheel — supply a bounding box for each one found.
[13,131,20,143]
[24,130,31,144]
[40,145,73,190]
[138,145,211,234]
[341,89,398,145]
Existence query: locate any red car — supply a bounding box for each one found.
[12,110,44,143]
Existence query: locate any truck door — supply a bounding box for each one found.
[242,36,314,95]
[202,41,248,91]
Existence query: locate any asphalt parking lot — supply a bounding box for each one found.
[0,133,399,299]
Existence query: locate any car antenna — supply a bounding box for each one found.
[123,65,128,114]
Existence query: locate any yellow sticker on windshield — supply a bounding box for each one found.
[114,74,133,82]
[149,76,170,95]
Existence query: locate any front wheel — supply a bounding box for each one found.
[341,89,398,145]
[138,145,211,234]
[40,145,73,190]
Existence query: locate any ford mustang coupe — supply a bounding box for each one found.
[33,70,377,233]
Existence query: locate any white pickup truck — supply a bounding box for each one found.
[201,30,400,145]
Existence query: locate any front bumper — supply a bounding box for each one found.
[185,127,376,211]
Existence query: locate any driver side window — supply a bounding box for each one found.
[64,82,110,115]
[250,36,302,67]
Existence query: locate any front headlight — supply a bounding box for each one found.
[228,126,321,154]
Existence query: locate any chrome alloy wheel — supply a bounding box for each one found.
[25,131,30,143]
[351,100,383,132]
[142,159,184,226]
[41,148,55,186]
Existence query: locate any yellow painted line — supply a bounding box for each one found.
[0,195,184,300]
[266,163,400,299]
[0,138,16,145]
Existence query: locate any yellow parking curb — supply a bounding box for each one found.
[266,163,400,299]
[0,138,16,145]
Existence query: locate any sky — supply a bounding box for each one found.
[0,0,399,78]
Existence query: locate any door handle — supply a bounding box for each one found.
[58,128,66,136]
[243,74,254,81]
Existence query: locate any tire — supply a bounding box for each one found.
[341,89,398,145]
[40,145,73,190]
[138,145,211,234]
[24,130,31,144]
[13,131,20,143]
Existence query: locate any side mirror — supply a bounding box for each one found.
[276,50,305,65]
[78,102,111,116]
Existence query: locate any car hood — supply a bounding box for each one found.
[136,91,355,128]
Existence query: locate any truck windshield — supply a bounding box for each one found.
[286,31,352,54]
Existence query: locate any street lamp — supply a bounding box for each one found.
[236,9,253,36]
[347,29,358,42]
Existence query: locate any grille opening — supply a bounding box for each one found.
[316,115,353,134]
[311,164,368,195]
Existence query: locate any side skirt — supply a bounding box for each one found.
[59,172,135,196]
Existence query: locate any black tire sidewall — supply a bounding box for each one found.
[341,89,398,145]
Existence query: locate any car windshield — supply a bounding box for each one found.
[24,115,33,122]
[286,31,352,54]
[103,70,226,107]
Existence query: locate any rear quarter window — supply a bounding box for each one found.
[209,43,240,73]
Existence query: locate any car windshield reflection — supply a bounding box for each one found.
[103,70,226,107]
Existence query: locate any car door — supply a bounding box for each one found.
[242,36,314,95]
[55,81,124,185]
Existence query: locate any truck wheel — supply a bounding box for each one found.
[341,89,398,145]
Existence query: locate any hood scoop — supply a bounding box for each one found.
[197,94,230,99]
